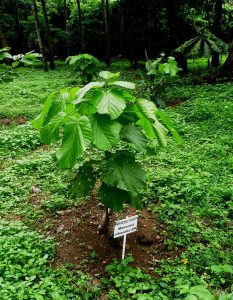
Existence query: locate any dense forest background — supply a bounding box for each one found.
[1,0,233,63]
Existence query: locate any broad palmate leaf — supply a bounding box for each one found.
[96,89,126,119]
[133,99,168,146]
[57,116,92,168]
[98,183,131,211]
[101,152,147,197]
[90,114,121,150]
[122,125,148,152]
[70,162,97,198]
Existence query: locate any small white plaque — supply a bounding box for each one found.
[114,215,138,238]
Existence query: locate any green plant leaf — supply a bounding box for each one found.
[40,122,60,144]
[96,89,126,120]
[109,81,136,89]
[74,82,104,104]
[57,116,92,168]
[133,99,168,146]
[190,286,215,300]
[90,114,121,150]
[98,183,131,211]
[122,125,148,152]
[70,162,97,198]
[99,71,120,80]
[101,151,147,197]
[32,92,56,129]
[184,296,198,300]
[156,110,182,142]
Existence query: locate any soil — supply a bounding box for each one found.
[38,197,184,276]
[166,98,186,107]
[0,116,27,126]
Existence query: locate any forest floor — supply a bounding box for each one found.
[0,61,233,299]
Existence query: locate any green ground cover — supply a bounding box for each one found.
[0,62,232,299]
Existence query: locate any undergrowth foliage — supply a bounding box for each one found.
[0,221,100,299]
[1,61,233,298]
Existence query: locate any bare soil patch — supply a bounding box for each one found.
[0,116,27,126]
[39,198,184,276]
[166,98,186,107]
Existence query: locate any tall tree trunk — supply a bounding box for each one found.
[76,0,83,52]
[211,0,223,67]
[119,5,124,55]
[165,0,178,52]
[64,0,69,57]
[213,0,223,38]
[208,41,233,81]
[0,24,8,48]
[31,0,48,71]
[13,0,22,53]
[40,0,55,69]
[102,0,111,66]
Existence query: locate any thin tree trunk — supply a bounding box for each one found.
[213,0,223,38]
[219,41,233,75]
[76,0,83,52]
[0,24,8,48]
[206,41,233,81]
[31,0,48,71]
[64,0,69,57]
[102,0,111,66]
[119,6,123,55]
[13,0,22,53]
[211,0,223,67]
[40,0,55,69]
[98,207,111,236]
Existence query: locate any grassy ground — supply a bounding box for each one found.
[0,61,233,299]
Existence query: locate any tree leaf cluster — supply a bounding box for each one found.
[33,71,180,211]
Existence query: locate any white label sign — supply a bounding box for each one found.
[114,215,138,238]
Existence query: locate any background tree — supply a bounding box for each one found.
[31,0,48,71]
[102,0,111,66]
[40,0,55,69]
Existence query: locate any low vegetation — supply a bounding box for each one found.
[0,60,232,299]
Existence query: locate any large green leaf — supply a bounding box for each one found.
[184,296,198,300]
[74,82,104,104]
[32,93,56,129]
[156,110,181,142]
[70,162,97,198]
[57,116,92,168]
[133,99,168,146]
[96,89,126,120]
[108,81,135,89]
[99,71,120,80]
[189,286,215,300]
[90,114,121,150]
[122,125,148,152]
[98,183,131,211]
[101,152,147,197]
[40,122,60,144]
[76,89,102,115]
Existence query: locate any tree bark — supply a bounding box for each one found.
[211,51,220,67]
[40,0,55,69]
[76,0,83,52]
[207,41,233,81]
[213,0,223,38]
[64,0,70,57]
[13,0,22,53]
[102,0,111,66]
[210,0,223,67]
[0,24,8,48]
[31,0,48,71]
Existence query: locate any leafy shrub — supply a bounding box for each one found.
[66,53,101,83]
[33,70,180,214]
